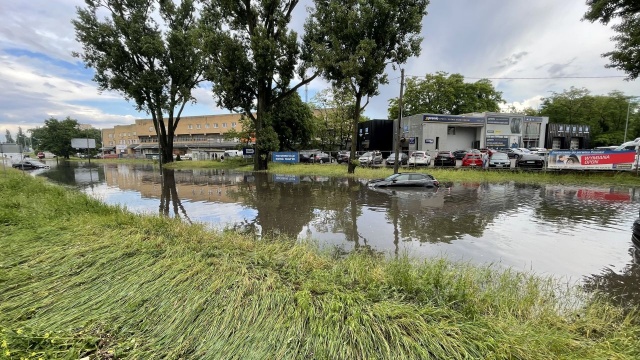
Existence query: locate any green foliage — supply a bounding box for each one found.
[539,87,640,146]
[29,117,93,158]
[305,0,429,173]
[202,0,317,170]
[311,87,359,151]
[271,92,314,151]
[73,0,207,164]
[1,171,640,358]
[388,72,505,119]
[4,130,14,143]
[584,1,640,79]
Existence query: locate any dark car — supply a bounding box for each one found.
[299,150,319,163]
[12,160,50,170]
[311,152,332,164]
[336,151,350,164]
[385,152,409,166]
[367,173,439,188]
[453,149,471,160]
[516,154,545,169]
[433,151,456,167]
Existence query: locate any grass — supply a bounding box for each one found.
[1,169,639,359]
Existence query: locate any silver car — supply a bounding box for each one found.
[358,151,383,166]
[488,152,510,168]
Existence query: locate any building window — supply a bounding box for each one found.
[196,124,201,129]
[188,124,193,129]
[222,123,227,128]
[149,126,154,132]
[205,124,210,129]
[231,122,237,127]
[214,123,218,128]
[447,127,456,135]
[108,134,113,138]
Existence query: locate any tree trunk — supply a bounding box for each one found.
[348,93,363,174]
[254,92,268,171]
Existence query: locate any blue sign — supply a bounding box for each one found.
[423,114,485,124]
[243,147,255,156]
[403,125,409,132]
[486,137,509,148]
[409,137,416,144]
[487,117,510,125]
[272,152,298,163]
[424,139,434,144]
[273,174,299,183]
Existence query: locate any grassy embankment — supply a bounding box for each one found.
[165,158,640,186]
[1,170,639,359]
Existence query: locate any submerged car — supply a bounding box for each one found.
[408,151,431,166]
[516,154,545,169]
[368,173,439,188]
[488,152,510,168]
[12,160,50,170]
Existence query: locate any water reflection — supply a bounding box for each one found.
[39,162,640,302]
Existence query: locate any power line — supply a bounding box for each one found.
[406,74,628,80]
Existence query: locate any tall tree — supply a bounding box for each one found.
[29,117,82,159]
[16,127,28,149]
[271,92,314,151]
[312,86,360,151]
[584,0,640,79]
[387,72,505,119]
[305,0,429,173]
[202,0,318,170]
[73,0,208,165]
[4,130,14,143]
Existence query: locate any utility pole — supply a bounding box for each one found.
[393,68,405,174]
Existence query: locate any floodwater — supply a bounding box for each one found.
[34,161,640,307]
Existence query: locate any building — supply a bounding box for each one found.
[101,114,245,160]
[545,123,591,150]
[395,113,549,153]
[357,119,394,152]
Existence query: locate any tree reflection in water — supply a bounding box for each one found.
[159,169,192,223]
[583,245,640,311]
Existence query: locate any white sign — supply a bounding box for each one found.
[71,138,97,149]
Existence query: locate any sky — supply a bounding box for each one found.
[1,0,639,142]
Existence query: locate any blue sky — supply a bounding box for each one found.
[1,0,638,142]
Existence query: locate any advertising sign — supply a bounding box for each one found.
[71,138,96,149]
[485,137,509,148]
[422,114,484,124]
[272,151,299,163]
[548,149,637,170]
[485,116,523,136]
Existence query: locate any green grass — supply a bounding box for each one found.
[1,170,639,359]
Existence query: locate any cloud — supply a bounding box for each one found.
[492,51,530,70]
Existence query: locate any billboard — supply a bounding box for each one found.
[422,114,485,124]
[548,149,637,170]
[272,151,298,163]
[485,136,509,148]
[71,138,96,149]
[485,116,523,136]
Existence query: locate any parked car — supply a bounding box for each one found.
[311,152,332,164]
[408,151,431,166]
[528,147,548,156]
[433,151,456,167]
[516,154,545,169]
[461,152,483,167]
[385,152,409,166]
[336,151,350,164]
[453,149,471,160]
[12,160,50,170]
[37,152,45,159]
[505,148,529,159]
[488,152,510,168]
[299,150,320,163]
[368,172,439,188]
[182,153,193,160]
[358,151,383,166]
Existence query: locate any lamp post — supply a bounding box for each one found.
[624,96,639,142]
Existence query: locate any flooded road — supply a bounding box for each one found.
[37,161,640,306]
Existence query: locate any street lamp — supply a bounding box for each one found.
[624,96,640,142]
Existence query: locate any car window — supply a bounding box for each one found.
[384,174,401,181]
[492,153,508,159]
[409,174,425,181]
[395,174,410,181]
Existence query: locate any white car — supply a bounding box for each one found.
[408,151,431,166]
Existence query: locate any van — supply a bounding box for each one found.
[224,150,243,158]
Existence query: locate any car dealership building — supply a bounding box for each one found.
[395,113,549,153]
